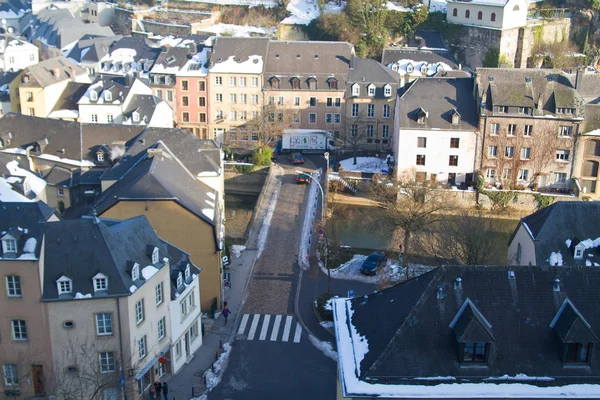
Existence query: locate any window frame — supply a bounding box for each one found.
[96,313,113,336]
[158,317,165,341]
[449,155,459,166]
[3,364,18,386]
[156,282,163,306]
[99,352,115,373]
[135,299,144,325]
[138,335,147,359]
[383,104,391,119]
[11,319,27,341]
[564,343,592,364]
[450,138,460,148]
[416,154,426,166]
[6,275,22,297]
[367,104,375,118]
[461,342,488,363]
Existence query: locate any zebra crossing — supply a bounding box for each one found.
[237,314,303,343]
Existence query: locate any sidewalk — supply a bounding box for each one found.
[165,165,282,400]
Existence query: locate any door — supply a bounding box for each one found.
[31,365,45,395]
[185,332,190,357]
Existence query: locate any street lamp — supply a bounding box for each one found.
[295,170,324,221]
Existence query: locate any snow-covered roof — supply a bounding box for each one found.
[209,54,264,74]
[387,59,453,77]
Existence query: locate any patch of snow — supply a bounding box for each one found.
[339,157,387,174]
[565,239,572,248]
[387,2,412,11]
[142,266,159,280]
[425,0,448,13]
[231,245,246,258]
[48,109,79,119]
[178,48,209,77]
[484,374,554,381]
[282,0,320,25]
[36,153,95,167]
[0,177,32,202]
[1,148,27,155]
[129,285,137,293]
[204,342,232,391]
[308,334,338,361]
[74,292,92,299]
[320,320,334,329]
[202,208,215,221]
[324,1,345,14]
[324,297,334,311]
[387,59,452,77]
[17,253,37,260]
[201,23,276,37]
[210,55,263,74]
[549,252,563,266]
[6,160,47,196]
[23,238,37,254]
[257,178,282,258]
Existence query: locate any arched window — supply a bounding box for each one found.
[491,12,496,21]
[477,11,482,19]
[513,5,519,10]
[465,9,470,18]
[453,8,457,16]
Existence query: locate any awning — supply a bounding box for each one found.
[135,344,171,380]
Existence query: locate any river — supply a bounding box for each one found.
[224,194,258,242]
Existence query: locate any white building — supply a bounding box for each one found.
[394,77,479,185]
[446,0,528,30]
[78,74,173,127]
[0,35,39,72]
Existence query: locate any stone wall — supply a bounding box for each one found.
[112,7,134,35]
[135,19,191,35]
[447,26,502,68]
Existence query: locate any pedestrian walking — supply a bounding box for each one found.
[154,381,162,396]
[222,304,231,325]
[148,385,156,400]
[162,382,169,400]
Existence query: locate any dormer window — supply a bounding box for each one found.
[451,109,461,125]
[406,63,414,73]
[420,64,428,75]
[565,343,592,364]
[105,91,112,102]
[574,243,585,260]
[57,275,72,295]
[291,77,301,90]
[367,84,375,97]
[550,299,598,366]
[177,272,183,287]
[351,83,360,97]
[133,112,140,123]
[450,299,495,365]
[185,264,190,280]
[90,90,98,101]
[307,77,317,90]
[417,108,428,124]
[461,342,489,363]
[92,273,108,292]
[152,247,159,264]
[2,237,17,253]
[131,264,140,281]
[383,84,392,97]
[391,64,398,72]
[97,151,104,162]
[270,77,280,89]
[328,78,338,90]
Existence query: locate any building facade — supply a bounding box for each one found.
[175,47,210,139]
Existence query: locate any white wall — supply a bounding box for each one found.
[446,0,527,30]
[507,222,536,266]
[1,41,39,71]
[79,103,123,124]
[168,275,202,374]
[148,101,174,128]
[396,128,478,184]
[42,80,69,118]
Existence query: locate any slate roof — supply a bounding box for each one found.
[162,239,201,299]
[103,36,161,64]
[21,56,86,88]
[398,77,478,130]
[575,71,600,104]
[122,94,164,125]
[51,81,89,113]
[584,104,600,133]
[517,201,600,266]
[0,0,29,21]
[476,68,585,118]
[43,164,79,187]
[263,40,352,91]
[0,201,56,259]
[338,264,600,390]
[0,70,19,102]
[93,141,218,227]
[346,58,398,99]
[33,8,114,49]
[42,215,171,300]
[0,114,145,166]
[65,35,122,64]
[382,48,459,70]
[210,37,269,70]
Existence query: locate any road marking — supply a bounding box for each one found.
[259,315,271,340]
[270,315,282,341]
[238,314,249,336]
[293,322,302,343]
[247,314,260,340]
[282,316,293,342]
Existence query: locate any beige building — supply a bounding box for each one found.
[0,202,58,399]
[43,216,198,399]
[18,56,88,118]
[573,126,600,198]
[208,37,269,144]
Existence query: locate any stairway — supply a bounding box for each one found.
[329,174,357,194]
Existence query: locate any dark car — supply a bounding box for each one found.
[360,252,385,276]
[296,173,310,184]
[289,152,304,164]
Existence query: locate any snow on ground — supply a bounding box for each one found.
[231,245,246,258]
[299,169,321,269]
[204,342,232,391]
[320,254,433,285]
[387,1,411,11]
[282,0,319,25]
[324,0,345,14]
[339,157,388,174]
[200,23,276,37]
[425,0,447,13]
[308,334,338,361]
[257,179,282,258]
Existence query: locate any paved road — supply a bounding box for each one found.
[209,156,337,400]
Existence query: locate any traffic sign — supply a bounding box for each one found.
[348,289,355,298]
[118,376,125,388]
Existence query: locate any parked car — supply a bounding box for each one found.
[360,252,385,276]
[289,152,304,164]
[296,173,311,184]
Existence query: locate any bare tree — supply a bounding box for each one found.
[338,113,370,165]
[369,174,455,279]
[426,211,501,265]
[244,103,295,152]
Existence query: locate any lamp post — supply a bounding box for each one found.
[297,170,331,293]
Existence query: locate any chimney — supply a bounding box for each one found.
[454,277,462,290]
[553,278,560,292]
[54,67,60,79]
[537,93,543,110]
[349,53,355,69]
[575,67,583,90]
[437,286,444,300]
